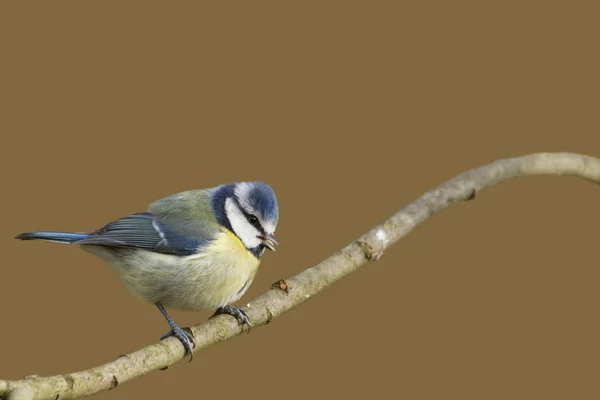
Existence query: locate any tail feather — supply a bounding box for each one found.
[15,232,90,244]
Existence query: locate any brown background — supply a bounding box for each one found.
[1,1,599,399]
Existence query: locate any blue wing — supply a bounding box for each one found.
[74,212,207,256]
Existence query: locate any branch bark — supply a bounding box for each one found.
[2,152,599,400]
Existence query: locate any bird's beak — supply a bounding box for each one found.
[258,233,278,251]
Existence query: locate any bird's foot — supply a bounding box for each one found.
[160,326,195,362]
[211,305,251,333]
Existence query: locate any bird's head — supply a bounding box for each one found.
[219,181,279,257]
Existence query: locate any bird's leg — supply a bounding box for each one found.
[210,305,251,332]
[156,303,195,362]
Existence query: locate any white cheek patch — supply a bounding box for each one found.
[225,198,262,249]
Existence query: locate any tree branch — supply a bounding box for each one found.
[2,152,599,400]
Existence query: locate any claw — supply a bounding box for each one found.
[155,303,196,362]
[211,305,252,333]
[160,326,195,362]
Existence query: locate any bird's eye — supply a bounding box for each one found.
[248,215,259,226]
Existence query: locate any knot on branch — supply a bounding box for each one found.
[110,375,119,390]
[465,188,477,201]
[271,279,291,293]
[358,241,382,261]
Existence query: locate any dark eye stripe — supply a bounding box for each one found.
[228,193,266,235]
[243,211,265,234]
[248,215,262,230]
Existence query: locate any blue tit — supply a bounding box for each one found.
[16,181,279,360]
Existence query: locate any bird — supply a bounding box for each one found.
[15,181,279,361]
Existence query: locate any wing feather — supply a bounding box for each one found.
[74,212,208,256]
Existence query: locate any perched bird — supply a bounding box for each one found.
[15,181,279,360]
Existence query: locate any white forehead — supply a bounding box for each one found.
[234,182,255,213]
[233,181,277,234]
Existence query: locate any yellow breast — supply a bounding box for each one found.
[179,227,260,309]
